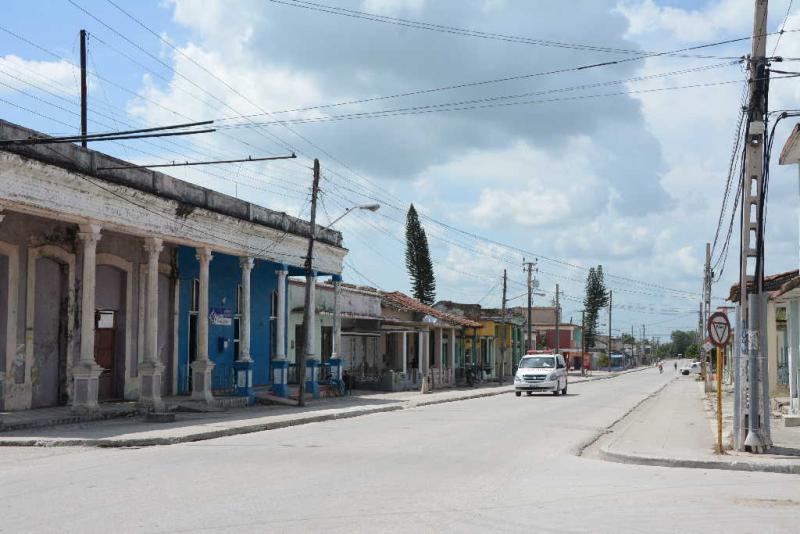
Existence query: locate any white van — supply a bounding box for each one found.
[514,352,568,396]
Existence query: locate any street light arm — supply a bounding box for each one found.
[323,203,381,229]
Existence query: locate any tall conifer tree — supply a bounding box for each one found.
[583,265,608,349]
[405,204,436,304]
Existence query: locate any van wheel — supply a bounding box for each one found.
[515,391,521,397]
[562,383,568,395]
[526,391,533,396]
[552,387,560,396]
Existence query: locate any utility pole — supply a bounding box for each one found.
[523,259,537,352]
[738,0,770,452]
[79,29,88,148]
[702,242,712,386]
[555,284,561,355]
[299,158,321,407]
[500,269,507,383]
[581,309,586,375]
[608,290,613,372]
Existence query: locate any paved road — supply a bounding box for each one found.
[1,367,798,533]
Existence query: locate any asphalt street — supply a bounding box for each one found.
[1,367,798,533]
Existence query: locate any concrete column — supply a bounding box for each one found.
[275,269,288,359]
[789,299,800,414]
[450,328,457,382]
[402,332,407,375]
[332,275,342,359]
[238,257,254,362]
[72,223,103,412]
[434,328,443,368]
[234,257,255,401]
[139,237,164,409]
[191,246,214,402]
[271,268,289,398]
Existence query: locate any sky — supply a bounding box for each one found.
[2,0,800,341]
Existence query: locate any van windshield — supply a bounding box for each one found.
[519,356,555,369]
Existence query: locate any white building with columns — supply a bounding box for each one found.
[0,119,345,412]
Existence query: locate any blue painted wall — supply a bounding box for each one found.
[176,246,286,393]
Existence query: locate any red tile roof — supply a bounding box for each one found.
[728,269,799,302]
[381,291,481,328]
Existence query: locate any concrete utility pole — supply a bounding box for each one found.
[608,290,613,372]
[581,309,586,374]
[79,29,87,148]
[299,158,321,407]
[555,283,561,355]
[500,269,507,383]
[523,259,538,351]
[702,242,712,386]
[738,0,770,452]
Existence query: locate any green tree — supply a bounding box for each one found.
[620,333,635,346]
[582,265,608,349]
[405,204,436,304]
[670,330,696,356]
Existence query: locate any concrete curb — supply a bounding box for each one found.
[572,378,675,457]
[597,447,800,476]
[0,367,648,448]
[577,378,800,476]
[0,405,405,448]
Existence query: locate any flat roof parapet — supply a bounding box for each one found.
[0,119,342,248]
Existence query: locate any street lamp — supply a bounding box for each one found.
[324,203,380,229]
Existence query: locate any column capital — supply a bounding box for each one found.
[143,237,164,255]
[196,246,213,263]
[77,223,102,244]
[240,256,255,271]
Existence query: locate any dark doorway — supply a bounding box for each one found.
[96,311,117,401]
[31,257,68,408]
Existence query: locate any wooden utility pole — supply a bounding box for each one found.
[299,158,321,407]
[79,29,88,148]
[500,269,507,383]
[738,0,770,452]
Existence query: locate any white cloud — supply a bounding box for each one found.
[616,0,752,41]
[0,55,80,96]
[361,0,425,15]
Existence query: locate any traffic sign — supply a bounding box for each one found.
[707,312,732,348]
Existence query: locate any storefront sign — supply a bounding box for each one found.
[209,307,233,326]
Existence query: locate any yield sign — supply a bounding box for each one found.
[707,312,732,348]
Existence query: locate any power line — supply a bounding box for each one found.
[218,61,740,127]
[266,0,743,59]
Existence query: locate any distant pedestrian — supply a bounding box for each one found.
[674,362,678,373]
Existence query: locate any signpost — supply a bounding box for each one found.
[708,312,732,454]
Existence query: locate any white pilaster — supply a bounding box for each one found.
[139,237,164,409]
[191,246,214,402]
[402,332,407,375]
[450,328,457,369]
[332,277,342,359]
[789,299,800,414]
[239,257,254,362]
[434,328,443,368]
[275,269,288,359]
[73,223,103,411]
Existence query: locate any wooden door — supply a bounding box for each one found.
[96,325,116,401]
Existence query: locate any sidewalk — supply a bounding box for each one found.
[0,383,516,448]
[591,376,800,475]
[0,367,643,448]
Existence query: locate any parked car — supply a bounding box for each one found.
[679,361,701,376]
[514,352,568,396]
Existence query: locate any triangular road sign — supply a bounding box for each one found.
[708,312,732,347]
